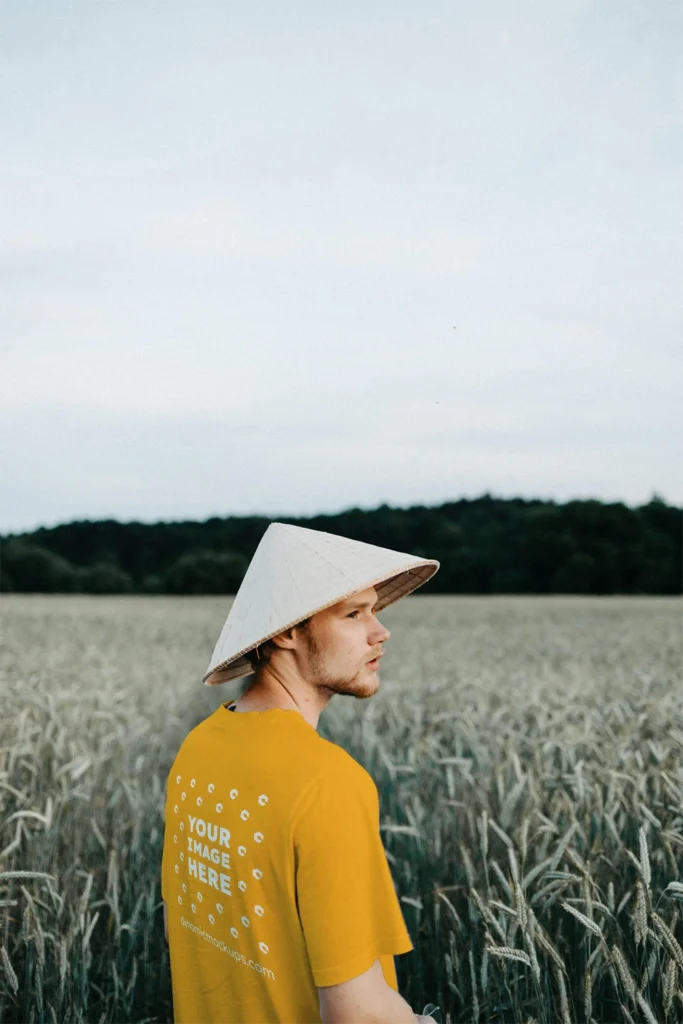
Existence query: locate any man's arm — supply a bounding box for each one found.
[318,957,429,1024]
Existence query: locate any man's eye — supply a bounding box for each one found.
[348,610,360,618]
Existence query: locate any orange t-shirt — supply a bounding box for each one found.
[161,700,414,1023]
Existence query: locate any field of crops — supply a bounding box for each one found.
[1,593,682,1024]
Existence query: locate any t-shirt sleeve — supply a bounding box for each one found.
[293,761,414,988]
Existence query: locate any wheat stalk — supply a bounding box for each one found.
[635,990,659,1024]
[663,956,676,1019]
[486,945,533,967]
[632,880,648,946]
[651,912,683,969]
[0,945,18,994]
[560,900,603,937]
[611,943,637,1003]
[553,962,571,1024]
[583,965,592,1022]
[639,826,651,891]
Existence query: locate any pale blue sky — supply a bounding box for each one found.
[1,0,681,533]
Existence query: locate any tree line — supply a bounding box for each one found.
[0,493,680,595]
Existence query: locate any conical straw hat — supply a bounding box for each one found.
[203,521,439,686]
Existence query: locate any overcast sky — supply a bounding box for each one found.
[1,0,681,535]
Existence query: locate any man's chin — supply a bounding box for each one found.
[323,674,378,700]
[352,671,380,698]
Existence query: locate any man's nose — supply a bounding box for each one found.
[372,623,390,643]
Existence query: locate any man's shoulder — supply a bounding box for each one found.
[165,709,220,777]
[291,748,378,843]
[305,738,377,799]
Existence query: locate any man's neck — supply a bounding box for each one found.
[233,676,321,729]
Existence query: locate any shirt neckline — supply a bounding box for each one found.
[221,700,314,728]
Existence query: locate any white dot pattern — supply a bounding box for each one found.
[169,774,271,958]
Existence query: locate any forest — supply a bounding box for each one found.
[1,493,680,595]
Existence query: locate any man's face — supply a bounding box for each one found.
[294,586,391,701]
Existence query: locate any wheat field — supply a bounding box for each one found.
[1,593,681,1024]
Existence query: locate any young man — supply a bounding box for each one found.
[161,521,439,1023]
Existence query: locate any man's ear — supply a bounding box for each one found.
[269,625,299,651]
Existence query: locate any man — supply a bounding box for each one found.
[161,521,439,1023]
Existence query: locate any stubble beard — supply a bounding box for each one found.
[305,632,378,701]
